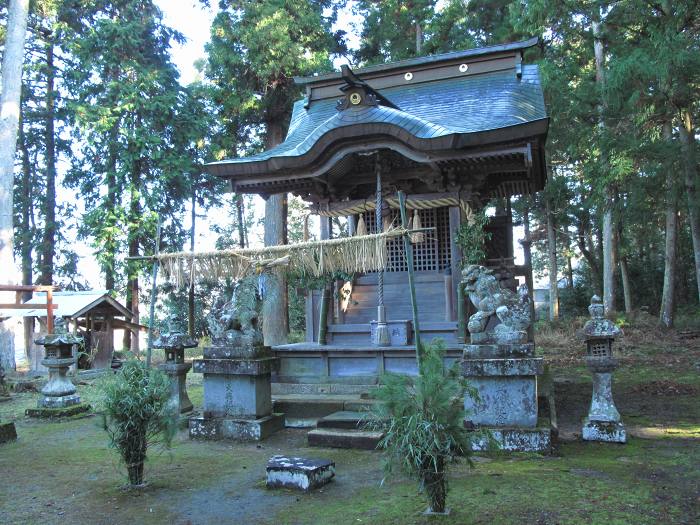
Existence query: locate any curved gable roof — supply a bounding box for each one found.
[207,39,548,185]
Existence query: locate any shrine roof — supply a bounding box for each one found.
[207,38,548,193]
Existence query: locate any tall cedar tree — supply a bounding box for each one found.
[204,0,344,345]
[64,0,198,350]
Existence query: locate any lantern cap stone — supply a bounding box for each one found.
[153,314,198,350]
[35,319,83,346]
[579,295,621,340]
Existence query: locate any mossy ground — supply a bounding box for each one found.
[1,323,698,524]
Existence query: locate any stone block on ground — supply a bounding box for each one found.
[582,419,626,443]
[189,413,285,441]
[468,425,552,453]
[266,455,335,491]
[25,403,91,419]
[0,421,17,443]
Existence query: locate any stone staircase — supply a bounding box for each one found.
[271,394,384,450]
[307,411,384,450]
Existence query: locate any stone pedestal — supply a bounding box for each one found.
[582,357,626,443]
[159,362,193,414]
[462,344,551,452]
[27,333,90,418]
[189,346,284,441]
[153,325,197,416]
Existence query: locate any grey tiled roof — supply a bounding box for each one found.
[295,37,540,84]
[209,65,547,169]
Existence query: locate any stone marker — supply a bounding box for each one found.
[266,455,335,491]
[26,319,90,418]
[189,277,284,441]
[0,364,15,443]
[460,265,551,452]
[153,316,197,414]
[579,295,626,443]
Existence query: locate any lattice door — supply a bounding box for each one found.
[363,207,451,272]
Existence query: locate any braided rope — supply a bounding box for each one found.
[375,157,384,309]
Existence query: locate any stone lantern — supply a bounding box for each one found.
[579,295,626,443]
[27,319,90,417]
[153,316,197,414]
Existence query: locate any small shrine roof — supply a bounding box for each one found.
[0,291,132,320]
[207,38,548,199]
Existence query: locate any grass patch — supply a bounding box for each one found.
[1,323,698,524]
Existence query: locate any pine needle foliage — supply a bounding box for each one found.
[99,360,176,487]
[368,339,477,514]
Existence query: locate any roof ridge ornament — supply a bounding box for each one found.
[336,64,399,112]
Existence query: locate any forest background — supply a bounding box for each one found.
[0,0,699,366]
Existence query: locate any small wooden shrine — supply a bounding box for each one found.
[0,291,136,370]
[207,38,549,394]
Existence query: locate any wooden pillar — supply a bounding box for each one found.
[105,316,113,354]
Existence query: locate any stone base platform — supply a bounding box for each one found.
[0,421,17,443]
[25,403,91,419]
[266,455,335,491]
[39,393,82,409]
[582,419,626,443]
[468,425,552,453]
[189,413,285,441]
[307,428,383,450]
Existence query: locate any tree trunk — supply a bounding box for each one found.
[546,196,559,321]
[263,193,288,346]
[262,122,288,346]
[593,13,616,316]
[576,215,601,294]
[18,109,33,362]
[602,203,616,315]
[123,158,141,353]
[423,456,446,514]
[39,36,57,286]
[659,122,678,329]
[619,256,633,314]
[127,461,145,487]
[520,197,536,336]
[566,256,574,289]
[0,0,29,278]
[104,123,119,291]
[679,110,700,304]
[415,22,423,55]
[0,0,30,371]
[188,190,196,337]
[236,194,246,248]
